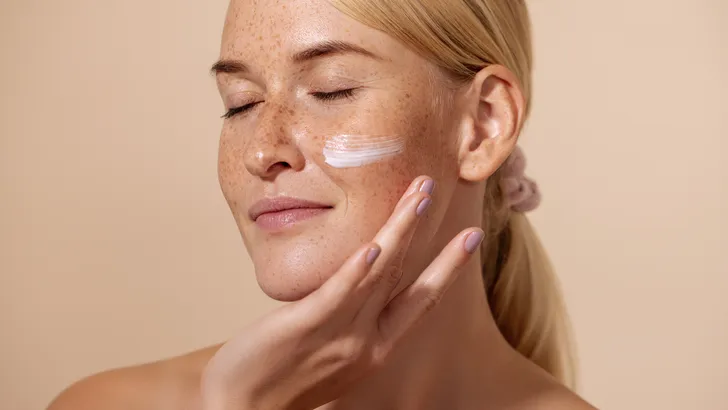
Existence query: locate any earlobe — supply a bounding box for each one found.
[457,65,525,182]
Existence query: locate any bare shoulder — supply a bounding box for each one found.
[547,390,598,409]
[525,383,599,410]
[46,364,173,410]
[46,345,221,410]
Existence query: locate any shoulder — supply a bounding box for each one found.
[498,360,598,410]
[47,365,166,410]
[526,383,599,410]
[46,345,221,410]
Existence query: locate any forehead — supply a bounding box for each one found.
[220,0,392,60]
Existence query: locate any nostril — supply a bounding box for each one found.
[265,161,291,175]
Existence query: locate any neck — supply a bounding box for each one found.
[321,251,518,410]
[316,182,553,409]
[318,181,535,409]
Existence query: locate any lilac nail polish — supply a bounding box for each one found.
[464,231,485,254]
[419,179,435,195]
[366,248,381,265]
[416,198,432,216]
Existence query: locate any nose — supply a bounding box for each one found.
[243,104,306,180]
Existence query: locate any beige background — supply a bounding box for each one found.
[2,0,727,409]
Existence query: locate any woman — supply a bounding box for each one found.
[49,0,596,409]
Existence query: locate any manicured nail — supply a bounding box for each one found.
[464,230,485,254]
[419,179,435,195]
[366,247,381,265]
[416,198,432,216]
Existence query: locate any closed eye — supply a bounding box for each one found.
[222,88,357,119]
[222,102,261,119]
[311,88,357,101]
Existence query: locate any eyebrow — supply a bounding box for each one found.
[210,40,381,75]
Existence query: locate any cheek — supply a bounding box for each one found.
[351,161,414,208]
[367,85,454,177]
[324,152,441,245]
[311,88,454,210]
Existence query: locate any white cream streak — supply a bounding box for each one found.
[323,135,405,168]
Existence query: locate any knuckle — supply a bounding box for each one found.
[370,269,385,287]
[422,291,443,314]
[336,337,369,364]
[369,344,392,369]
[384,265,403,286]
[368,265,402,291]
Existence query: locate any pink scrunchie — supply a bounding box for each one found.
[499,146,541,213]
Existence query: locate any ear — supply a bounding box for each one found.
[456,65,526,182]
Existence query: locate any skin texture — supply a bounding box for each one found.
[215,0,460,302]
[47,0,597,409]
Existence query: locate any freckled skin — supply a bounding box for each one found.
[217,0,460,301]
[46,2,597,409]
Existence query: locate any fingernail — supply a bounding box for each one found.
[464,230,485,254]
[419,179,435,195]
[416,198,432,216]
[366,247,381,265]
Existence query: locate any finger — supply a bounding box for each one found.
[356,188,434,318]
[314,242,382,308]
[377,228,484,345]
[317,175,431,306]
[393,175,435,212]
[314,176,433,317]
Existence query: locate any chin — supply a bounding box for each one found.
[256,266,323,302]
[243,208,387,302]
[251,238,355,302]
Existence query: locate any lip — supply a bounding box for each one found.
[249,197,333,230]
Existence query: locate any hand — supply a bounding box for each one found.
[200,176,485,410]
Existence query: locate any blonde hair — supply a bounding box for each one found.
[329,0,576,387]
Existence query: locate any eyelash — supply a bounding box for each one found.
[222,88,358,119]
[311,88,356,101]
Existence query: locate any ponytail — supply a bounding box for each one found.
[481,173,576,387]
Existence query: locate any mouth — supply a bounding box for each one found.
[249,197,334,231]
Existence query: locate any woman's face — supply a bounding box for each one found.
[215,0,463,300]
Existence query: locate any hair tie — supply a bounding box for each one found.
[500,146,542,213]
